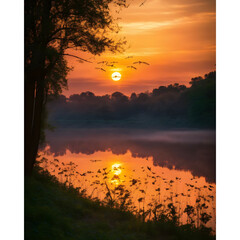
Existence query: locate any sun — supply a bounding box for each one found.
[112,72,121,81]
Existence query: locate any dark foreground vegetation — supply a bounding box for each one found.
[47,71,216,129]
[25,168,215,240]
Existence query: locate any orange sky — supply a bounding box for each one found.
[63,0,216,96]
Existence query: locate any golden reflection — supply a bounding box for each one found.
[112,163,122,175]
[111,163,122,185]
[37,148,216,230]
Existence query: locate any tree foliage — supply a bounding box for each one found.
[25,0,127,94]
[25,0,128,175]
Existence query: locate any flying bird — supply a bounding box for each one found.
[106,64,116,67]
[127,66,137,70]
[95,67,106,72]
[133,61,150,65]
[125,56,133,59]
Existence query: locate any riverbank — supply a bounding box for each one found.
[25,168,215,240]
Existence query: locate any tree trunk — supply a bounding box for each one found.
[24,47,46,175]
[24,0,52,176]
[24,71,45,176]
[31,79,45,172]
[24,71,36,176]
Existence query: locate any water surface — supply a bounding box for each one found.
[39,128,216,229]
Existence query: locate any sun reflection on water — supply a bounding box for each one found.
[37,148,216,231]
[111,163,122,185]
[112,163,122,175]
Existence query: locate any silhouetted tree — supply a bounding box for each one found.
[130,92,137,101]
[112,92,129,103]
[184,71,216,126]
[25,0,127,175]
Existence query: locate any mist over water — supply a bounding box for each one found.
[42,128,215,183]
[39,128,215,229]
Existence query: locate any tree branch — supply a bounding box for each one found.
[62,53,93,63]
[48,27,76,43]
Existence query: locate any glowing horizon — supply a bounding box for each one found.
[63,0,215,97]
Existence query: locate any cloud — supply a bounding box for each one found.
[120,20,181,32]
[120,0,215,22]
[119,12,215,35]
[65,0,215,96]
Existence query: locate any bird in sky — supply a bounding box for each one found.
[127,66,137,70]
[97,61,107,64]
[106,63,116,67]
[133,61,150,65]
[95,67,106,72]
[125,56,133,59]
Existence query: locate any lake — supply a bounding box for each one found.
[38,128,216,229]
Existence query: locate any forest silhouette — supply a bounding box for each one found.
[48,71,216,129]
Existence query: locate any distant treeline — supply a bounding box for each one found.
[47,71,216,129]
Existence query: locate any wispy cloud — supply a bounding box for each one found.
[120,11,215,35]
[120,20,180,32]
[65,0,216,95]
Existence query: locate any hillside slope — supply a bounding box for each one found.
[25,169,215,240]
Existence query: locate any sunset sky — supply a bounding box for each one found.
[63,0,216,96]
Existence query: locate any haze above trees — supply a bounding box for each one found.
[47,71,216,129]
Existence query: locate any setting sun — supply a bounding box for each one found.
[112,72,121,81]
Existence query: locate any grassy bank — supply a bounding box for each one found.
[25,169,215,240]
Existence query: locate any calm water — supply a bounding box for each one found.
[38,128,216,229]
